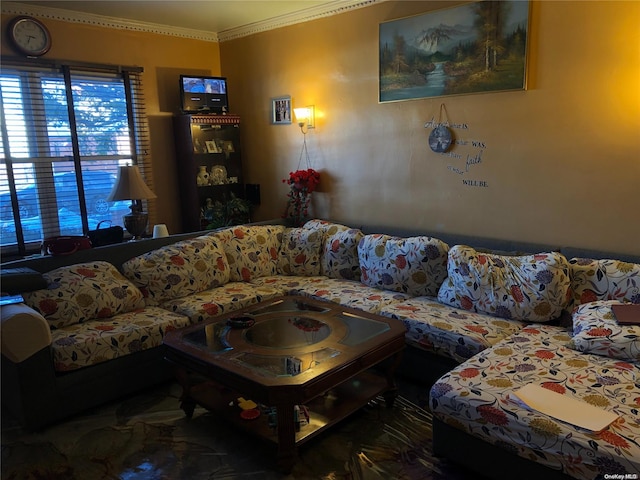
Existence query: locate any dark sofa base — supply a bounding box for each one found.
[396,344,460,388]
[433,417,573,480]
[2,346,174,431]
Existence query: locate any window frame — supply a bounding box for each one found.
[0,57,153,259]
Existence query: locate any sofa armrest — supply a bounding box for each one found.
[0,303,52,362]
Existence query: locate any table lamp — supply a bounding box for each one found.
[107,165,157,240]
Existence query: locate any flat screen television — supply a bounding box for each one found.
[179,75,228,114]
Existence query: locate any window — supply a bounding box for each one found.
[0,60,152,257]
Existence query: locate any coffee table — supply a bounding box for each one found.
[163,295,405,471]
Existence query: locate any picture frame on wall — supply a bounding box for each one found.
[379,0,530,102]
[271,96,292,124]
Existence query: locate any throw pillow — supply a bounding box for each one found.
[321,227,364,280]
[277,227,323,276]
[568,300,640,362]
[302,219,350,234]
[23,261,145,329]
[217,225,285,282]
[437,245,571,322]
[569,258,640,308]
[122,234,229,305]
[358,234,449,297]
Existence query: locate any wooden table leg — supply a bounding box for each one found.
[174,367,196,418]
[383,349,403,408]
[275,403,297,473]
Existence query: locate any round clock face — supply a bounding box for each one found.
[9,16,52,57]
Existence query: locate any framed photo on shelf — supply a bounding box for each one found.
[271,96,292,124]
[222,140,235,153]
[206,140,220,153]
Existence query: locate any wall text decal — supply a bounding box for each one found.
[425,117,489,188]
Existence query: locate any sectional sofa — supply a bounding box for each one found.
[1,219,638,479]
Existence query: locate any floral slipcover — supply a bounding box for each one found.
[303,220,364,281]
[379,297,525,362]
[358,234,449,297]
[277,227,323,276]
[293,278,411,313]
[437,245,571,322]
[216,225,285,282]
[320,227,364,281]
[568,300,640,363]
[122,235,229,306]
[250,275,329,294]
[302,219,345,232]
[23,261,145,329]
[430,324,640,479]
[569,257,640,307]
[160,282,282,323]
[50,306,190,371]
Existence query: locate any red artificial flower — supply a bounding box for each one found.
[283,168,320,193]
[282,169,320,226]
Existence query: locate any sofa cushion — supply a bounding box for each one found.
[430,324,640,478]
[160,282,282,323]
[437,245,571,322]
[122,235,229,306]
[22,261,145,329]
[568,300,640,362]
[569,257,640,307]
[50,306,190,371]
[302,219,350,233]
[358,234,449,297]
[379,297,525,363]
[277,227,323,276]
[217,225,285,282]
[302,219,338,231]
[321,228,364,280]
[251,275,329,295]
[302,219,363,280]
[294,278,411,314]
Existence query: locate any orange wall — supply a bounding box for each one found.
[221,0,640,255]
[1,14,222,236]
[3,1,639,255]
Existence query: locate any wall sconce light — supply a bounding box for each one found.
[294,105,315,133]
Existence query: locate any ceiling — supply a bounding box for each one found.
[8,0,349,35]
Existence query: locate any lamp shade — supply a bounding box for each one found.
[294,107,310,124]
[107,165,156,201]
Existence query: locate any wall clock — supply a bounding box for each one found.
[8,16,52,57]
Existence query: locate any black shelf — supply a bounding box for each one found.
[173,114,246,232]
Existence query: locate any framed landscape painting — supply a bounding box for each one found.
[379,0,530,102]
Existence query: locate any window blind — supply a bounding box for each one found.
[0,59,153,258]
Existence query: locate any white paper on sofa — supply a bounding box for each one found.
[513,384,619,432]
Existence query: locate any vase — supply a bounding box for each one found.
[196,166,209,186]
[285,190,312,227]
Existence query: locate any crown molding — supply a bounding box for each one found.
[2,1,382,43]
[217,0,381,42]
[2,2,219,42]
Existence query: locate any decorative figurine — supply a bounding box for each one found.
[197,165,209,186]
